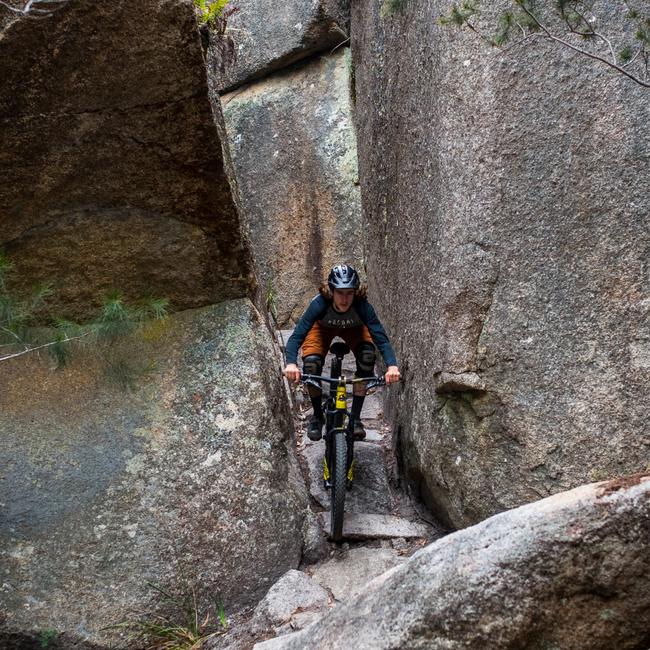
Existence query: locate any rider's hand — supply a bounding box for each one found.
[385,366,401,384]
[284,363,301,383]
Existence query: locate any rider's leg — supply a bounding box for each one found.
[301,323,333,441]
[302,354,324,419]
[351,342,376,421]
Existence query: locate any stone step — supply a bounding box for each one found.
[304,443,394,514]
[318,512,431,541]
[361,428,383,442]
[309,547,406,603]
[250,569,330,637]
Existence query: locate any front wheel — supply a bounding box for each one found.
[330,431,347,542]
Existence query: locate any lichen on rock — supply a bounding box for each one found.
[0,300,308,646]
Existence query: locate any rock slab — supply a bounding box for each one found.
[250,570,329,636]
[0,300,307,647]
[222,49,362,325]
[351,0,650,527]
[310,547,405,602]
[0,0,253,320]
[257,475,650,650]
[210,0,350,92]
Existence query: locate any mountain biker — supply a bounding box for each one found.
[283,264,401,442]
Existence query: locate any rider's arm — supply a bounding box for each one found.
[385,365,401,384]
[284,362,301,382]
[284,294,328,365]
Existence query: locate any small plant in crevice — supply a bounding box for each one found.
[38,629,58,648]
[108,583,228,650]
[194,0,240,71]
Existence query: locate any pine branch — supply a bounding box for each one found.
[438,1,650,88]
[516,2,650,87]
[0,331,89,362]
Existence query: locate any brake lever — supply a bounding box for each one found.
[366,377,386,391]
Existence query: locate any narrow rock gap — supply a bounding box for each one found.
[219,326,449,647]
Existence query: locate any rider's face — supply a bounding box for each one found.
[332,288,355,312]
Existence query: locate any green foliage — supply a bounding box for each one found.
[380,0,408,19]
[437,0,650,88]
[110,584,228,650]
[194,0,229,29]
[436,0,480,27]
[38,629,58,648]
[194,0,239,69]
[216,600,228,631]
[0,251,53,354]
[0,253,168,383]
[265,279,278,325]
[619,44,634,62]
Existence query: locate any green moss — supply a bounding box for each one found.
[38,629,58,648]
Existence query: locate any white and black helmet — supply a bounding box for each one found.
[328,264,360,291]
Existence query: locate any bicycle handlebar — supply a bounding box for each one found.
[300,373,387,389]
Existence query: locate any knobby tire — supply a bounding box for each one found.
[330,430,347,541]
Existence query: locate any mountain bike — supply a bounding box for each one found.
[301,341,385,542]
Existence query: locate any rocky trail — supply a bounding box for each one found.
[208,331,446,649]
[288,330,440,544]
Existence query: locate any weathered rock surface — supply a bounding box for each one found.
[318,512,431,540]
[352,0,650,527]
[306,442,393,513]
[0,0,253,320]
[0,300,307,647]
[256,475,650,650]
[310,547,405,602]
[209,0,349,92]
[250,570,329,636]
[222,49,362,325]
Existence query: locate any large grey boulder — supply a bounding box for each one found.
[0,0,254,320]
[255,474,650,650]
[250,570,329,636]
[0,300,307,647]
[209,0,349,92]
[222,49,362,325]
[351,0,650,527]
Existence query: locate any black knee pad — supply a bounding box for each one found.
[355,343,376,377]
[303,354,323,376]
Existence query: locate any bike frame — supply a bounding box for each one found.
[301,361,385,541]
[325,376,352,486]
[302,371,385,485]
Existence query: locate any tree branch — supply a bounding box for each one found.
[0,1,24,13]
[0,331,89,363]
[0,325,24,343]
[0,0,69,17]
[517,3,650,88]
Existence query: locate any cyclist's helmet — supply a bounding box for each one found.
[328,264,360,291]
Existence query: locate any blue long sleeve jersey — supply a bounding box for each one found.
[285,294,398,366]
